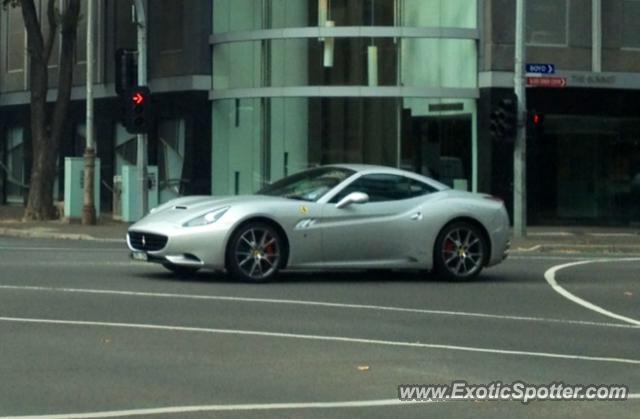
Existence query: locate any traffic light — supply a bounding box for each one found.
[527,111,545,141]
[115,49,137,95]
[124,86,152,134]
[489,96,518,142]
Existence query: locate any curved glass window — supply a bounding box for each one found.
[213,0,477,33]
[213,38,476,89]
[212,97,475,194]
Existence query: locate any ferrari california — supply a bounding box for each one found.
[127,164,510,281]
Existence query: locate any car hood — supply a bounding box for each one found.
[130,195,292,228]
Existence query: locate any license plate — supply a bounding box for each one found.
[131,251,148,261]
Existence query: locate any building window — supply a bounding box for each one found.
[213,0,477,32]
[212,97,475,195]
[5,127,25,203]
[622,0,640,49]
[7,6,25,72]
[157,119,186,202]
[526,0,568,46]
[213,37,476,89]
[156,0,183,53]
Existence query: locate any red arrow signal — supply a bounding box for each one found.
[132,92,144,105]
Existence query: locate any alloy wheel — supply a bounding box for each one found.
[233,226,281,281]
[440,226,484,278]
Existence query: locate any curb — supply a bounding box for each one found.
[0,228,124,243]
[511,243,640,255]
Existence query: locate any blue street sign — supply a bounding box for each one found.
[526,63,556,74]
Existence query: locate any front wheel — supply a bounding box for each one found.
[433,222,487,280]
[226,222,284,282]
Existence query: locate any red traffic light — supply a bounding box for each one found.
[532,113,541,125]
[530,112,544,127]
[132,91,145,105]
[123,85,151,134]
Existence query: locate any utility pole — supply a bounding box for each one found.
[134,0,148,217]
[82,0,96,225]
[513,0,527,238]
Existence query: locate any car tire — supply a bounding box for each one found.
[433,221,487,280]
[162,263,200,277]
[226,222,284,282]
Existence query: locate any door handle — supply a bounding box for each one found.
[411,212,423,221]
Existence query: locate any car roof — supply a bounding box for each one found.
[326,164,450,190]
[330,163,408,174]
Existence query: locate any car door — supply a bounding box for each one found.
[319,174,424,266]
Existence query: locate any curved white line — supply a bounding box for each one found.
[0,316,638,365]
[0,285,637,330]
[544,258,640,326]
[1,399,425,419]
[2,394,639,419]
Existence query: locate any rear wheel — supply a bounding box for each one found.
[162,263,200,277]
[226,222,283,282]
[433,222,487,280]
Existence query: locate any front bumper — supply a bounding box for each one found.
[127,221,229,269]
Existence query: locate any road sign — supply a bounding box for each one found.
[527,76,567,88]
[526,63,556,74]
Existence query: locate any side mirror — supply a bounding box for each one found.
[335,192,369,209]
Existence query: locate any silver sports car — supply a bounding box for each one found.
[127,164,510,281]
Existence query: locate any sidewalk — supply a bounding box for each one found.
[1,205,640,254]
[0,205,128,242]
[510,226,640,254]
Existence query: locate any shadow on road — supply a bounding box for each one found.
[134,268,508,285]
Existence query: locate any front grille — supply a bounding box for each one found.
[128,231,168,251]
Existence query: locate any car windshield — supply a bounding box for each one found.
[257,167,355,202]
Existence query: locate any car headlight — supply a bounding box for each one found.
[183,207,229,227]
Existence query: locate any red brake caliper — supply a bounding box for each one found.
[265,242,275,259]
[444,239,455,254]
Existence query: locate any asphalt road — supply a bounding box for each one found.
[0,237,638,418]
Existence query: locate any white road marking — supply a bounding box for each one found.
[1,395,638,419]
[514,244,541,252]
[2,395,640,419]
[0,262,149,267]
[528,232,574,237]
[0,399,428,419]
[510,255,640,260]
[587,233,638,237]
[544,258,640,326]
[0,284,637,329]
[1,316,639,365]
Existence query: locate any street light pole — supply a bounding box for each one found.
[134,0,148,217]
[513,0,527,238]
[82,0,96,225]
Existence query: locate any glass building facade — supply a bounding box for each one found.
[211,0,479,194]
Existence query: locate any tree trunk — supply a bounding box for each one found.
[20,0,81,221]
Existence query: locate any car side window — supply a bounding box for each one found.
[330,174,435,203]
[408,179,437,198]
